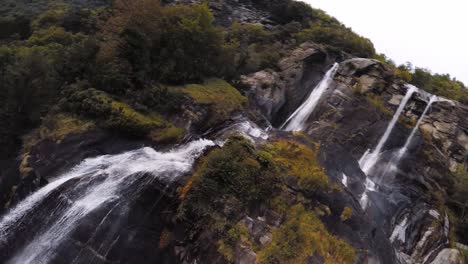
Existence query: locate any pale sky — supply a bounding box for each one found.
[303,0,468,84]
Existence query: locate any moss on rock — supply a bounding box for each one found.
[180,78,247,126]
[261,138,330,193]
[258,204,355,264]
[61,88,184,143]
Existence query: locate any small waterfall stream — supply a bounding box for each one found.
[381,95,439,178]
[359,85,417,174]
[397,94,438,159]
[0,139,215,264]
[358,85,417,208]
[281,63,339,131]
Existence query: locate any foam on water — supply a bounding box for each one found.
[2,139,215,264]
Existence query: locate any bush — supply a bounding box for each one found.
[180,79,247,127]
[22,114,95,152]
[448,166,468,243]
[27,26,86,46]
[60,86,177,138]
[179,136,279,216]
[262,139,330,193]
[410,68,467,103]
[113,0,225,84]
[0,16,31,40]
[340,207,353,222]
[257,204,355,264]
[295,24,376,58]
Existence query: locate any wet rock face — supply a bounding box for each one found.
[242,70,286,120]
[242,42,346,127]
[0,175,181,264]
[4,129,150,213]
[244,47,467,263]
[430,248,464,264]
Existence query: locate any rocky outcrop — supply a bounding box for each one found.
[430,249,464,264]
[243,44,467,264]
[165,0,274,27]
[242,42,347,126]
[242,70,286,120]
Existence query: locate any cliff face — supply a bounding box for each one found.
[243,43,467,263]
[0,1,466,264]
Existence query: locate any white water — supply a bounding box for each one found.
[234,120,269,141]
[2,139,215,264]
[342,173,348,186]
[359,85,417,175]
[358,85,417,208]
[379,95,438,180]
[282,63,339,131]
[396,95,438,160]
[390,216,409,243]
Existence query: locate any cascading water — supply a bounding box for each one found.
[380,95,438,178]
[398,94,438,159]
[0,139,215,264]
[357,85,417,208]
[281,63,339,131]
[359,85,417,175]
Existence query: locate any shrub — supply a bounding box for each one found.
[295,24,376,58]
[227,23,271,45]
[340,207,353,222]
[448,166,468,244]
[410,68,467,103]
[181,79,247,127]
[60,86,180,139]
[0,16,31,40]
[113,0,225,84]
[27,26,86,46]
[179,136,279,214]
[22,114,95,152]
[257,204,355,264]
[262,139,330,193]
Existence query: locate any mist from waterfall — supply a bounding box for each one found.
[0,139,215,264]
[281,63,339,131]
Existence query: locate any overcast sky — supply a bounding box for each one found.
[303,0,468,84]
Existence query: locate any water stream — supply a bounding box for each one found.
[0,139,215,264]
[358,85,417,208]
[281,63,339,131]
[380,95,438,178]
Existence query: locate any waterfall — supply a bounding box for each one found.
[281,63,339,131]
[357,85,417,208]
[0,139,215,264]
[359,84,417,175]
[397,95,438,159]
[380,95,438,178]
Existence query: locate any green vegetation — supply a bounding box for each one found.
[365,94,392,116]
[261,138,330,193]
[447,166,468,244]
[23,114,95,152]
[60,86,183,141]
[376,56,468,103]
[257,204,355,264]
[295,25,375,58]
[340,207,353,222]
[180,79,247,127]
[179,135,354,263]
[217,223,253,262]
[179,136,279,215]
